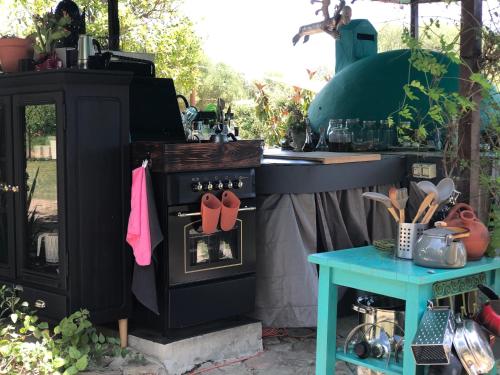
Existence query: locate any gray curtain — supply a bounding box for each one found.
[253,185,397,328]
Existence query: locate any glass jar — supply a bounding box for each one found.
[362,120,377,151]
[327,119,343,152]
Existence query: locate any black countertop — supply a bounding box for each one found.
[256,154,407,194]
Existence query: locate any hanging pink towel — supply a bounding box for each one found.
[126,166,151,266]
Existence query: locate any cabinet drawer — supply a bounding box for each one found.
[17,285,67,321]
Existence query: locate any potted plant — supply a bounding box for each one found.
[0,35,33,73]
[32,11,70,70]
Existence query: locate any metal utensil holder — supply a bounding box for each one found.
[411,302,455,365]
[396,223,427,259]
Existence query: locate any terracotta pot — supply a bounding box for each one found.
[0,37,32,73]
[443,203,490,260]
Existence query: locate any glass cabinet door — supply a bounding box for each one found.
[13,94,65,286]
[0,97,15,279]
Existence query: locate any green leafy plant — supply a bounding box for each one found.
[0,286,125,374]
[32,12,70,54]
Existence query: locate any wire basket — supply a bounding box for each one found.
[396,223,427,259]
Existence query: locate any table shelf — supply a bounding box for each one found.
[336,350,403,375]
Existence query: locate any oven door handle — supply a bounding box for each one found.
[176,206,257,217]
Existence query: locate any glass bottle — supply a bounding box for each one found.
[315,127,329,151]
[302,125,315,152]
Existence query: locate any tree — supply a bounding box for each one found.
[0,0,203,94]
[377,23,459,53]
[196,59,251,109]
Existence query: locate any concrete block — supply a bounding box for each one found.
[129,322,263,375]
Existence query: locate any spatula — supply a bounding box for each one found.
[362,192,399,223]
[412,192,436,223]
[397,188,408,223]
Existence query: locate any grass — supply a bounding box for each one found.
[26,160,57,201]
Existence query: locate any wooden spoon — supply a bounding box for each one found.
[388,187,401,222]
[362,192,399,223]
[412,192,436,223]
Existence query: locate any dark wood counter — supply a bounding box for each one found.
[256,154,407,194]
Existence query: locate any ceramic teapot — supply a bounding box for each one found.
[443,203,490,260]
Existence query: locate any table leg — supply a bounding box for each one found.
[403,285,432,375]
[316,265,338,375]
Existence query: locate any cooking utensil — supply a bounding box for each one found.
[413,226,469,268]
[362,192,399,222]
[477,284,499,300]
[412,302,455,365]
[396,188,408,223]
[412,192,436,224]
[437,178,456,203]
[421,202,440,225]
[454,316,495,375]
[417,180,439,197]
[388,187,401,221]
[353,295,405,339]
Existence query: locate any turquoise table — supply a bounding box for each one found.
[308,246,500,375]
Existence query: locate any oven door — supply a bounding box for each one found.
[167,199,256,286]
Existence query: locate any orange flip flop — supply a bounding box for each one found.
[201,193,221,234]
[220,190,241,231]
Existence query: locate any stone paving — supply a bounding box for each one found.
[88,314,500,375]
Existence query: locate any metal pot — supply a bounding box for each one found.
[453,317,495,375]
[353,295,405,339]
[413,226,469,269]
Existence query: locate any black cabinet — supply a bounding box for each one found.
[0,70,133,324]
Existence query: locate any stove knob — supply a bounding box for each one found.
[232,179,243,189]
[192,182,203,192]
[224,180,233,189]
[214,180,224,190]
[203,181,213,191]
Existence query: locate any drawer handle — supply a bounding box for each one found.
[176,206,256,217]
[34,299,46,309]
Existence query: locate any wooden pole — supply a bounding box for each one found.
[458,0,482,211]
[410,0,419,40]
[108,0,120,50]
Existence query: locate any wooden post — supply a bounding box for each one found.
[108,0,120,50]
[118,318,128,348]
[410,0,419,40]
[458,0,482,211]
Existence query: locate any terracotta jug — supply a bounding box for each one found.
[443,203,490,260]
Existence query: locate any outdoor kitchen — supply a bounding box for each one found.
[0,0,498,374]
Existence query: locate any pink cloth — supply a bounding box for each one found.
[126,167,151,266]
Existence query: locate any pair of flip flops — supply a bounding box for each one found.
[201,191,240,234]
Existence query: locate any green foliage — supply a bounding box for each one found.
[196,60,250,110]
[0,286,124,374]
[32,11,70,54]
[0,0,203,94]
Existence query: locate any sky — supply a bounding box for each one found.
[180,0,466,90]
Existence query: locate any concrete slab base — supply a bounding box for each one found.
[128,322,263,375]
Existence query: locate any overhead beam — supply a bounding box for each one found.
[410,0,419,39]
[108,0,120,50]
[458,0,482,210]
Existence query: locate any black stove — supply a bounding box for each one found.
[131,167,257,335]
